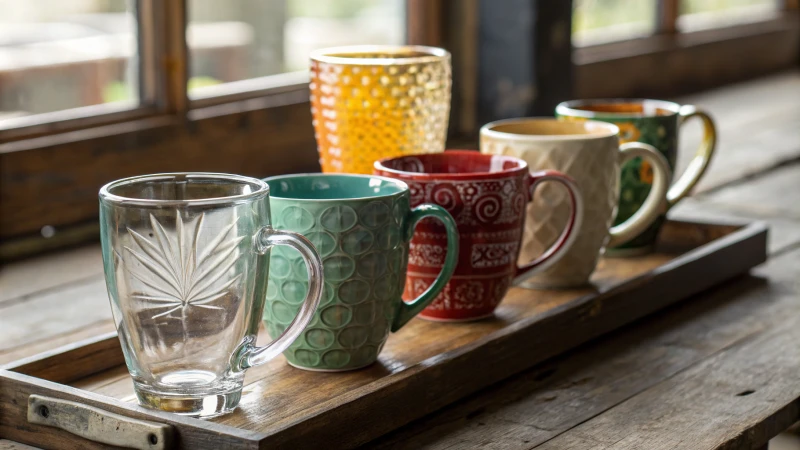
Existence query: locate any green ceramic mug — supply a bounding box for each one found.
[556,99,717,254]
[262,174,459,371]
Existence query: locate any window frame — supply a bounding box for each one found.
[574,0,800,98]
[0,0,320,260]
[0,0,178,143]
[1,0,798,261]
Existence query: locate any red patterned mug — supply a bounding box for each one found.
[375,151,583,321]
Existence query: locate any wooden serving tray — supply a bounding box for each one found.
[0,219,767,449]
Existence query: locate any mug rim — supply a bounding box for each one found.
[264,173,409,202]
[374,150,529,180]
[480,117,620,142]
[99,172,269,207]
[310,45,450,66]
[556,98,681,118]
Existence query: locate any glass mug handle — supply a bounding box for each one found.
[667,105,717,207]
[607,143,672,248]
[231,227,323,371]
[515,170,584,279]
[392,204,459,331]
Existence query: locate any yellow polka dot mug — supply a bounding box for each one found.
[556,99,717,254]
[310,45,451,175]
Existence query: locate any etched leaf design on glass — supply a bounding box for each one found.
[124,212,244,320]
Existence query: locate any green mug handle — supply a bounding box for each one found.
[391,204,459,331]
[667,105,717,207]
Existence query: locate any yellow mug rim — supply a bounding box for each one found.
[310,45,450,66]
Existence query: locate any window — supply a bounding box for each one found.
[0,0,408,133]
[573,0,783,46]
[187,0,405,101]
[0,0,408,260]
[571,0,798,99]
[0,0,138,129]
[573,0,658,47]
[678,0,780,31]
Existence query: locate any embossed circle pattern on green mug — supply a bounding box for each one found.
[263,174,459,371]
[556,99,717,253]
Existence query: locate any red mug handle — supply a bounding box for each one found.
[515,170,584,279]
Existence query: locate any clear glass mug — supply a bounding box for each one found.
[99,173,324,418]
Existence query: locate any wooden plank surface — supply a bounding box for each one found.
[0,440,39,450]
[696,163,800,220]
[0,322,117,367]
[0,244,103,305]
[0,244,109,365]
[672,71,800,194]
[672,197,800,255]
[535,257,800,450]
[672,161,800,256]
[0,279,111,356]
[369,245,800,450]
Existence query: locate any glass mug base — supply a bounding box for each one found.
[134,379,242,418]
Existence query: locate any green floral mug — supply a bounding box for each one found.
[262,174,459,371]
[557,99,716,254]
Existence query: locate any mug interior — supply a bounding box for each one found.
[482,118,618,139]
[310,45,448,65]
[377,151,526,177]
[558,99,680,118]
[100,173,267,205]
[266,174,407,200]
[327,50,434,60]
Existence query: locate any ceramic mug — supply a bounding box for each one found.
[310,45,452,174]
[375,151,583,321]
[556,99,716,254]
[480,118,671,288]
[261,174,458,371]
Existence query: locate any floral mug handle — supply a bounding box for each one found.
[666,105,717,207]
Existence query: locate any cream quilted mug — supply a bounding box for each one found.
[480,118,671,288]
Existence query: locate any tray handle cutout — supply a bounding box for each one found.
[27,395,174,450]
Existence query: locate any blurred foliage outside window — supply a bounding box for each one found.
[186,0,404,96]
[0,0,781,126]
[0,0,404,126]
[573,0,657,47]
[573,0,780,46]
[0,0,136,123]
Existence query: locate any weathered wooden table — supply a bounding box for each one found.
[1,71,799,449]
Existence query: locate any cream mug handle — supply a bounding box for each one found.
[607,143,672,248]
